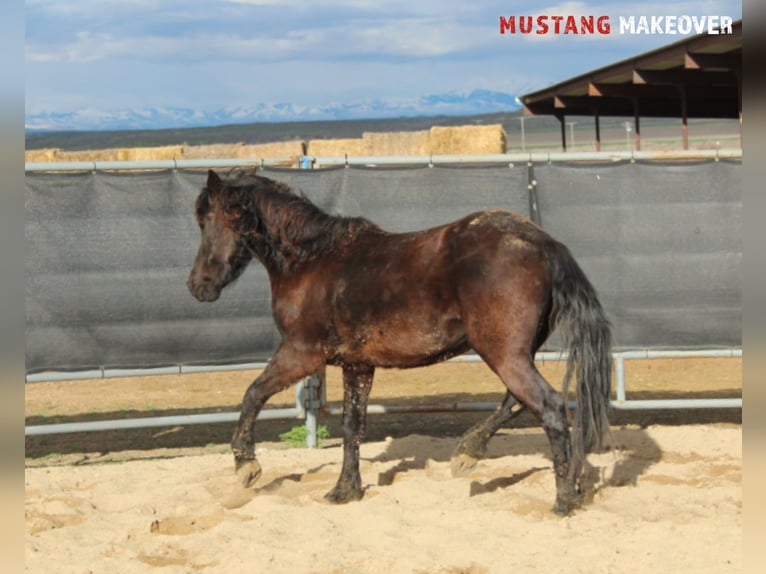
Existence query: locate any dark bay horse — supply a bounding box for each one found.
[187,169,612,515]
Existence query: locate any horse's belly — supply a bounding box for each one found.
[333,313,469,369]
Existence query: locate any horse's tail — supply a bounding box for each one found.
[546,240,613,475]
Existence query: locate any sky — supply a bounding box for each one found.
[25,0,742,122]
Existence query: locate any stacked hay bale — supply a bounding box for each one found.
[362,131,431,156]
[25,149,59,163]
[26,141,306,164]
[25,124,508,164]
[180,141,305,160]
[428,124,507,155]
[180,143,245,159]
[25,146,184,163]
[307,124,506,157]
[55,148,121,162]
[117,146,184,161]
[307,138,369,157]
[308,131,430,157]
[237,141,305,159]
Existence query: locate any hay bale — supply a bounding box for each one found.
[25,124,507,168]
[181,143,246,159]
[428,124,507,155]
[362,131,430,156]
[180,141,305,164]
[239,140,306,159]
[118,146,184,161]
[25,149,59,163]
[309,125,506,158]
[308,138,368,157]
[56,148,121,162]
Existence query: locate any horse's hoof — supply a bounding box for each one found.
[450,453,479,478]
[235,458,263,489]
[324,485,364,504]
[551,496,579,516]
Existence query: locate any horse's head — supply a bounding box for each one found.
[187,170,253,302]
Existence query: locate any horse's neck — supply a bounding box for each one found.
[250,193,338,272]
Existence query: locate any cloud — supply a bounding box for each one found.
[27,1,742,64]
[26,6,497,64]
[26,31,186,63]
[25,0,742,118]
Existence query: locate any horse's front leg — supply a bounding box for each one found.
[232,343,323,488]
[325,363,374,503]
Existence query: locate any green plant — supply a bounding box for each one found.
[278,424,330,448]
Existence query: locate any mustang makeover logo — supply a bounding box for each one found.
[499,14,734,35]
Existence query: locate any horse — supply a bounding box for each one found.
[187,169,613,515]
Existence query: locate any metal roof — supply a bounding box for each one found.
[519,20,741,120]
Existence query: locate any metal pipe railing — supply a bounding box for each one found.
[25,377,310,436]
[24,149,742,173]
[25,349,741,438]
[25,362,273,383]
[23,407,300,436]
[24,157,284,172]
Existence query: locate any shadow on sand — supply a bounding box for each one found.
[366,426,663,509]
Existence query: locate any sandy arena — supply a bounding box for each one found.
[25,359,742,573]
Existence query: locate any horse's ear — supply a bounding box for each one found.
[206,170,222,192]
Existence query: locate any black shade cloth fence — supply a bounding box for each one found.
[25,159,741,374]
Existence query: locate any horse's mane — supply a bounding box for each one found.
[207,170,378,271]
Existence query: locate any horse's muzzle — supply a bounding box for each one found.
[187,276,221,302]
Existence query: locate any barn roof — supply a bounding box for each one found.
[519,19,741,120]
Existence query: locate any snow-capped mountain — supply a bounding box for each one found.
[25,90,520,132]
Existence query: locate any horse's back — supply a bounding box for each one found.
[449,209,552,247]
[330,207,553,321]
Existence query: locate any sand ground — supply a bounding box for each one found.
[25,358,742,573]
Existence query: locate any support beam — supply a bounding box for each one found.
[588,82,733,100]
[557,115,567,152]
[633,68,737,86]
[593,108,601,152]
[590,82,677,97]
[632,97,641,151]
[735,69,742,147]
[553,94,633,115]
[684,52,741,71]
[679,85,689,150]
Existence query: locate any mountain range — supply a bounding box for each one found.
[25,90,520,132]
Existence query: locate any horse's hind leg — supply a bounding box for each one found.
[452,322,548,479]
[451,391,526,477]
[325,364,374,503]
[490,354,578,515]
[231,343,323,488]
